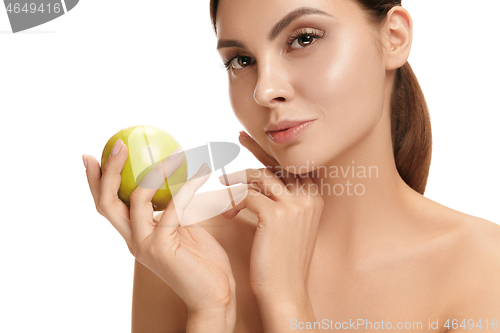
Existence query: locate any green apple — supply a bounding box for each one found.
[101,125,188,211]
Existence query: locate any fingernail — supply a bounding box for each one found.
[82,154,88,169]
[239,131,250,138]
[198,162,211,175]
[111,140,123,156]
[167,147,183,160]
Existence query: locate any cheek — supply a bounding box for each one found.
[229,78,252,126]
[293,29,386,157]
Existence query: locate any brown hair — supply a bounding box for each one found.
[209,0,432,195]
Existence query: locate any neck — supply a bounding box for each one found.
[309,102,422,266]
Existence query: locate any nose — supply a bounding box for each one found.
[253,61,294,107]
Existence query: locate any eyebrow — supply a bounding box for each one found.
[216,7,333,50]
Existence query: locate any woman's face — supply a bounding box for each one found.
[216,0,389,173]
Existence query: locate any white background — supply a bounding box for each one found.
[1,0,498,332]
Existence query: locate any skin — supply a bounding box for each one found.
[84,0,500,332]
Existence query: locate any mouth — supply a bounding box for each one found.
[266,119,317,144]
[265,119,317,133]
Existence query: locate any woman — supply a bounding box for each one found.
[84,0,500,331]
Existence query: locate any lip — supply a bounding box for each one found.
[265,119,316,132]
[266,119,316,144]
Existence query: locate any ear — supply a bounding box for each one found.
[383,6,412,70]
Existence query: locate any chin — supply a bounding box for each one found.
[272,155,319,177]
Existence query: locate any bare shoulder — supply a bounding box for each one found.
[459,215,500,259]
[448,212,500,273]
[439,209,500,328]
[131,186,259,333]
[415,195,500,265]
[411,193,500,328]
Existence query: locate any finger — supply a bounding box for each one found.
[219,168,289,200]
[158,163,211,232]
[84,154,102,211]
[270,163,300,188]
[300,174,316,188]
[217,181,263,213]
[292,174,320,197]
[220,187,274,220]
[239,132,279,169]
[89,144,132,242]
[99,140,129,212]
[239,132,297,185]
[129,150,186,243]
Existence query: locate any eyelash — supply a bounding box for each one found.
[222,28,325,70]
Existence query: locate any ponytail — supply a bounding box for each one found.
[391,62,432,194]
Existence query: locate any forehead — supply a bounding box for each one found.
[215,0,356,38]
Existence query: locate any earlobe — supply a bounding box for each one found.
[385,6,413,70]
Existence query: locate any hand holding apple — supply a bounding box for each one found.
[83,128,237,324]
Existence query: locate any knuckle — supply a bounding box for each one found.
[101,159,115,174]
[307,196,325,211]
[246,168,259,181]
[292,204,303,215]
[305,194,324,210]
[274,206,286,219]
[303,197,316,209]
[96,196,110,213]
[164,197,176,211]
[248,184,261,195]
[127,243,137,258]
[95,203,105,216]
[309,191,320,202]
[128,189,142,206]
[262,167,275,178]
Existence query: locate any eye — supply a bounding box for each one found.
[225,55,255,70]
[221,28,324,70]
[291,35,315,49]
[288,28,325,50]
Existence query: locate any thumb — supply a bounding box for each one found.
[157,163,211,232]
[130,149,185,244]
